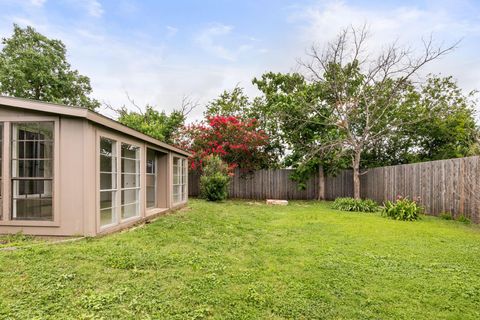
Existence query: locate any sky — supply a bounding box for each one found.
[1,0,480,121]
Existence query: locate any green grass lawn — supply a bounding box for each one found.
[1,200,479,319]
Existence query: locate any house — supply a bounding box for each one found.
[0,96,189,237]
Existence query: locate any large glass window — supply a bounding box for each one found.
[121,143,140,219]
[11,122,54,221]
[146,149,156,208]
[100,137,117,227]
[173,157,187,203]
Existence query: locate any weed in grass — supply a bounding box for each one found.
[457,214,471,224]
[440,212,453,220]
[331,197,379,212]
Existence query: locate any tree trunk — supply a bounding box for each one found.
[352,151,361,199]
[318,164,325,200]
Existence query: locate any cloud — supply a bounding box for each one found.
[288,0,480,91]
[87,0,103,17]
[291,1,467,45]
[30,0,46,7]
[195,23,237,61]
[2,0,480,124]
[166,25,178,38]
[70,0,103,18]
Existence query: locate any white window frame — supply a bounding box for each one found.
[97,131,143,232]
[120,142,141,221]
[99,137,118,229]
[0,117,60,227]
[11,122,54,221]
[146,148,157,209]
[173,156,187,204]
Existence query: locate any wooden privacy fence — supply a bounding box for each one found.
[189,156,480,222]
[189,168,320,200]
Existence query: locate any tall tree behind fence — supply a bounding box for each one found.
[189,156,480,222]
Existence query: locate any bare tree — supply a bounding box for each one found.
[297,25,458,199]
[103,92,198,119]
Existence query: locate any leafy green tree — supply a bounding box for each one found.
[413,76,479,160]
[116,105,185,144]
[204,86,250,118]
[0,24,99,109]
[252,72,348,187]
[362,76,479,167]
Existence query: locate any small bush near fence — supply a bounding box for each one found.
[332,197,379,212]
[381,197,423,221]
[457,214,471,224]
[200,155,230,202]
[440,212,453,220]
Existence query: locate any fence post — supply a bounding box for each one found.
[318,165,325,200]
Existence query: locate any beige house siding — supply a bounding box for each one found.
[0,100,189,237]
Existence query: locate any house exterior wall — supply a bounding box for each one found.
[0,105,188,237]
[0,106,87,236]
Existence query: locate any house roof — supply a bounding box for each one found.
[0,95,190,157]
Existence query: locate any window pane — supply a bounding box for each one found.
[13,198,52,221]
[100,208,114,227]
[100,191,115,210]
[121,202,139,219]
[121,173,139,189]
[121,143,138,159]
[121,189,138,206]
[146,174,155,187]
[37,122,54,140]
[121,158,138,174]
[146,149,156,174]
[173,185,180,197]
[13,179,52,197]
[15,141,53,159]
[100,173,116,190]
[146,187,155,208]
[100,154,116,173]
[11,122,54,221]
[100,138,114,156]
[146,173,156,209]
[100,137,118,227]
[173,194,180,204]
[13,122,54,141]
[12,160,53,178]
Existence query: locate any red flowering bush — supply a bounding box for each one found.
[175,115,271,173]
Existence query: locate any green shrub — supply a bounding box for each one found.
[381,197,423,221]
[200,155,230,201]
[456,214,471,224]
[440,212,453,220]
[331,197,379,212]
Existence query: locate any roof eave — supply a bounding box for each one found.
[0,96,191,157]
